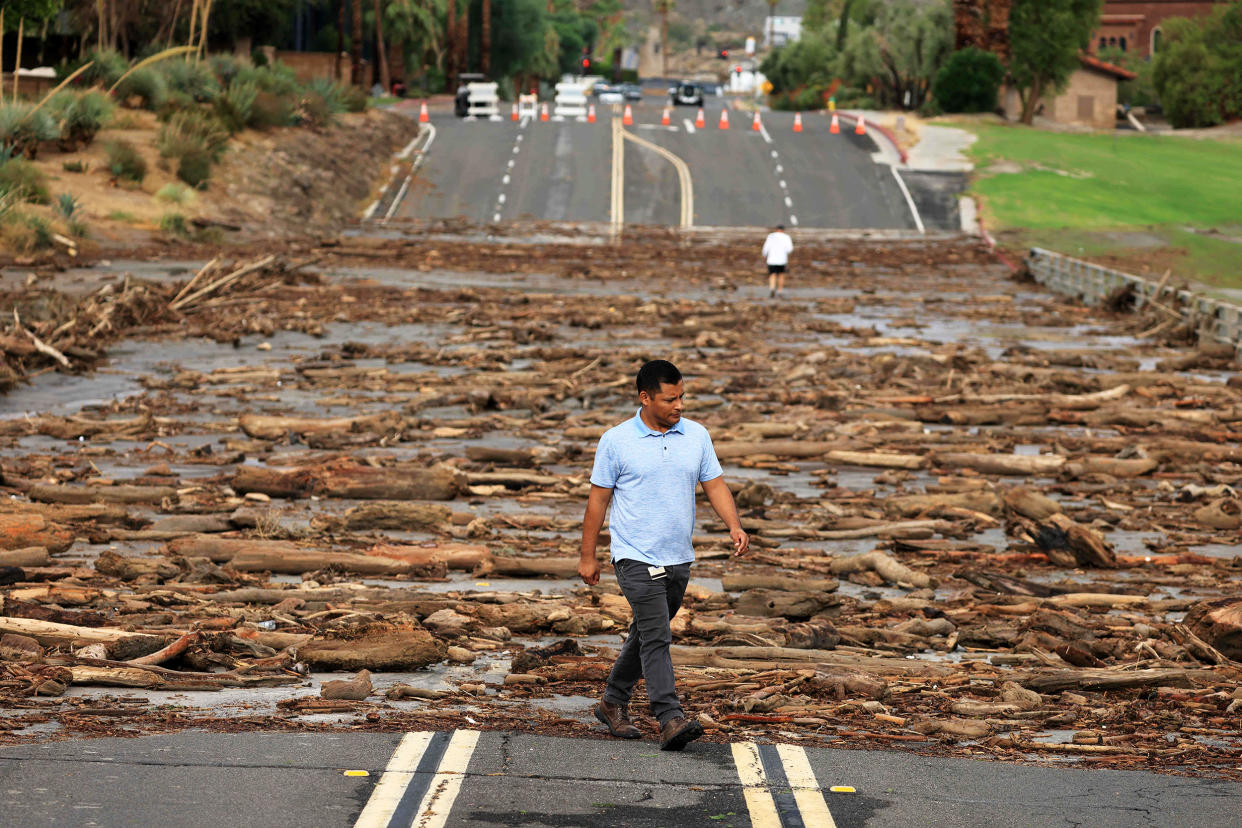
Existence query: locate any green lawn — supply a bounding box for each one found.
[949,121,1242,287]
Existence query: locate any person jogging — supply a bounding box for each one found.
[579,359,749,751]
[762,223,794,298]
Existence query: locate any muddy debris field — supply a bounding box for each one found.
[0,231,1240,780]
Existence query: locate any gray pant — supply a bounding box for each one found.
[603,558,692,726]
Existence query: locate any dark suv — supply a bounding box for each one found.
[454,73,487,117]
[669,81,705,106]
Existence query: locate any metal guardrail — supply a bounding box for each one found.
[1027,248,1242,355]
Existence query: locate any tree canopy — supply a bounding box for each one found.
[1008,0,1102,124]
[1153,5,1242,128]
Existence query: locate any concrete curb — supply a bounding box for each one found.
[1027,247,1242,356]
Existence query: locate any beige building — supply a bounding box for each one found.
[1003,54,1135,130]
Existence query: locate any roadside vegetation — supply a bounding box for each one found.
[960,121,1242,288]
[0,48,366,253]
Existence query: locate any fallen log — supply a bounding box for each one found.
[368,543,493,572]
[1030,514,1117,568]
[828,550,931,589]
[95,549,181,581]
[1020,667,1220,693]
[69,665,164,688]
[0,546,50,567]
[239,413,398,440]
[128,632,199,666]
[883,492,1002,518]
[0,514,74,553]
[824,450,926,470]
[932,452,1066,476]
[230,547,437,577]
[296,624,445,671]
[27,483,177,505]
[339,502,452,530]
[488,557,581,579]
[713,440,847,460]
[720,575,839,593]
[1184,598,1242,661]
[735,589,839,620]
[0,617,164,659]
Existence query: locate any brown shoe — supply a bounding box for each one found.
[595,700,640,739]
[658,716,704,751]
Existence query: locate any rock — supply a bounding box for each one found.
[422,609,473,637]
[321,670,372,700]
[446,646,476,663]
[999,681,1043,711]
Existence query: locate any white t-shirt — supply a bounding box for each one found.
[762,231,793,266]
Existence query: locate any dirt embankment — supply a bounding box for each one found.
[4,108,418,261]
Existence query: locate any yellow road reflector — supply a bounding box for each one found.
[830,786,855,794]
[475,582,490,586]
[344,770,370,777]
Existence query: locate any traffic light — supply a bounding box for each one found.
[582,57,591,71]
[718,48,729,59]
[734,65,742,75]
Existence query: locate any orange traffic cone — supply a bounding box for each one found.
[829,113,840,134]
[623,104,633,126]
[587,104,596,124]
[511,103,519,122]
[695,108,706,128]
[419,101,430,123]
[719,108,730,130]
[661,107,671,126]
[793,112,803,133]
[540,103,549,122]
[855,114,866,135]
[752,111,762,131]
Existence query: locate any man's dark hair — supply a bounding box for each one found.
[776,224,785,230]
[637,360,682,396]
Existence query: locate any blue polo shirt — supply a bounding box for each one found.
[590,410,724,567]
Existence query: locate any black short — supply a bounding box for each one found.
[767,264,786,275]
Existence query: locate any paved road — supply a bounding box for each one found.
[4,730,1239,827]
[393,99,919,231]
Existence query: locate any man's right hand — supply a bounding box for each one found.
[578,555,601,586]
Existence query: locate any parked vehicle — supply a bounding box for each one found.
[620,83,643,101]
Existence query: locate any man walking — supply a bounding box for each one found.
[579,360,749,751]
[762,223,794,298]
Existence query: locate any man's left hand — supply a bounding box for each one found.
[731,527,750,557]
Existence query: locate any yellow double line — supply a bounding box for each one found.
[610,107,695,232]
[354,730,479,828]
[732,741,841,827]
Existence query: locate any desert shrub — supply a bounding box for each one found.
[341,84,367,113]
[299,91,338,128]
[235,63,300,98]
[75,49,129,88]
[158,110,229,161]
[114,67,169,111]
[55,193,89,238]
[47,90,115,151]
[0,159,50,203]
[156,182,195,204]
[105,139,147,183]
[214,79,259,133]
[210,54,246,86]
[0,211,54,252]
[159,213,188,236]
[306,77,346,114]
[161,59,220,103]
[176,146,214,189]
[249,91,296,129]
[933,48,1004,113]
[0,103,59,159]
[54,192,81,221]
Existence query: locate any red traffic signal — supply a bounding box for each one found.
[734,65,741,75]
[582,57,590,70]
[719,48,728,59]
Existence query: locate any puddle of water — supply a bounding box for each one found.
[1188,544,1242,560]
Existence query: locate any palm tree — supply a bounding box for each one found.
[481,0,491,77]
[375,0,390,93]
[352,0,364,86]
[654,0,674,76]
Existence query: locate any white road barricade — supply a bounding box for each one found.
[466,82,501,121]
[553,82,588,121]
[517,93,538,121]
